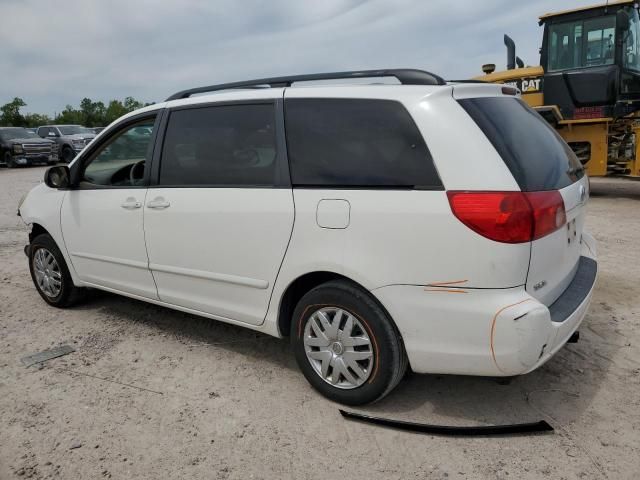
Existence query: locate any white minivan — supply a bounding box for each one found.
[18,70,597,405]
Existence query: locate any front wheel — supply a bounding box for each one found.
[291,280,407,405]
[4,151,16,168]
[61,146,74,163]
[29,234,84,307]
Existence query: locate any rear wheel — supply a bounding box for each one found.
[29,234,84,307]
[291,280,407,405]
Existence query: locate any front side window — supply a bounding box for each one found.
[548,16,616,71]
[159,104,277,186]
[82,117,156,187]
[284,98,442,189]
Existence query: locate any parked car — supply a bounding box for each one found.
[0,127,58,168]
[36,125,95,163]
[18,70,598,405]
[92,127,105,135]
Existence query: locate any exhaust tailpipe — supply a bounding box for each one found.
[504,34,516,70]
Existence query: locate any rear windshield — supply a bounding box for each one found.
[458,97,584,191]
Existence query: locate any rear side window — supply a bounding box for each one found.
[285,98,442,189]
[459,97,584,191]
[160,104,277,186]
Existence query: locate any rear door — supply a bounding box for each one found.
[458,95,587,305]
[143,98,294,325]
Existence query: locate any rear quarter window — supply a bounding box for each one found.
[458,97,584,191]
[284,98,442,189]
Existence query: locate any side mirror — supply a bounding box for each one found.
[617,10,630,32]
[44,166,70,189]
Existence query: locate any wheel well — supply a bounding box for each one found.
[278,272,350,336]
[29,223,50,243]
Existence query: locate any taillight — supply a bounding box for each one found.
[447,191,566,244]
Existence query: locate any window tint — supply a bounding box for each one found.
[82,118,156,187]
[459,97,584,191]
[284,98,442,189]
[159,104,277,186]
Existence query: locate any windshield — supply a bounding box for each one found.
[548,15,616,71]
[0,128,39,141]
[58,125,93,135]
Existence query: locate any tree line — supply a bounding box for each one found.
[0,97,154,128]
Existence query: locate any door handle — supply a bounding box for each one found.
[147,197,170,210]
[121,198,142,209]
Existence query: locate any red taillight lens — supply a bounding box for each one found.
[526,191,566,240]
[447,191,565,243]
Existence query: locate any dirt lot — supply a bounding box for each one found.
[0,166,638,480]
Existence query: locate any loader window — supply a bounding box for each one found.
[623,8,640,72]
[548,16,616,71]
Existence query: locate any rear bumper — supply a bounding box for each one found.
[373,232,597,376]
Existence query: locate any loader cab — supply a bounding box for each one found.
[540,3,640,119]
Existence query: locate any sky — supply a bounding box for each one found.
[0,0,595,116]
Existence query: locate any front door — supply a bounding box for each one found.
[61,113,160,299]
[143,100,294,325]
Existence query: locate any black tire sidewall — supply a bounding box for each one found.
[4,151,16,168]
[291,281,403,405]
[62,146,74,163]
[29,234,76,307]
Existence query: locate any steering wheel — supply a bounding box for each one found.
[234,148,260,167]
[129,160,145,185]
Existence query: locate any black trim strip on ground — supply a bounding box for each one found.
[339,410,554,436]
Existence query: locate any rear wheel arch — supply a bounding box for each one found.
[276,271,403,342]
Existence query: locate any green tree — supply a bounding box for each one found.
[1,96,151,128]
[23,113,52,128]
[54,105,84,125]
[104,99,129,124]
[79,98,106,127]
[0,97,27,126]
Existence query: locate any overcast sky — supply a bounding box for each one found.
[0,0,593,116]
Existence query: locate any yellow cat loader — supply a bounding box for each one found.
[476,0,640,177]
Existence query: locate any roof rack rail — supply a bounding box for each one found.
[447,79,488,84]
[165,69,446,101]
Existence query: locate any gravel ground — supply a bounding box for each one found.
[0,166,639,480]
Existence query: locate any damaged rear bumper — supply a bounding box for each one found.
[372,233,597,376]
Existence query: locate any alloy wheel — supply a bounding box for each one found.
[33,248,62,298]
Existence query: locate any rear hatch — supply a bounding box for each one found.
[457,94,587,306]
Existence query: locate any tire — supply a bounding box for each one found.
[28,234,84,308]
[4,151,16,168]
[61,146,74,163]
[291,280,407,405]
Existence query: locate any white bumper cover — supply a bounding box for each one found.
[373,233,598,376]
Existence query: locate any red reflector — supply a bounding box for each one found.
[447,191,566,243]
